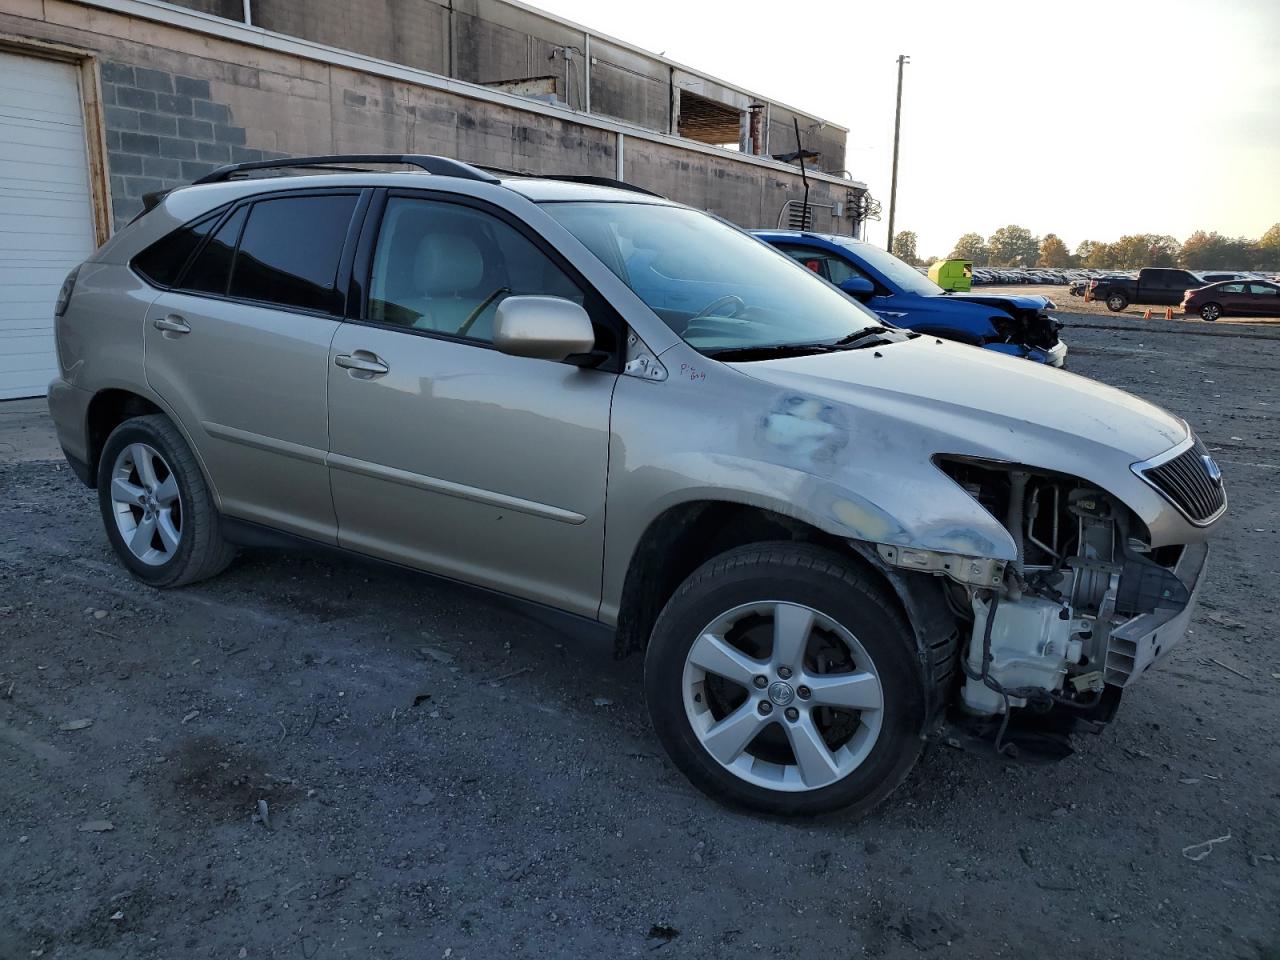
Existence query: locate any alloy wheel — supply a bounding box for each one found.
[681,601,884,792]
[109,442,182,566]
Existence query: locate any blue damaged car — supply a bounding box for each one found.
[754,231,1067,367]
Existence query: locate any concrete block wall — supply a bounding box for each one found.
[4,2,861,237]
[100,61,284,228]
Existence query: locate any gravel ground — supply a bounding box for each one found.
[1,315,1278,960]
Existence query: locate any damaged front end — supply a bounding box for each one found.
[880,457,1216,761]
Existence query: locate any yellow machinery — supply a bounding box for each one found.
[929,259,972,292]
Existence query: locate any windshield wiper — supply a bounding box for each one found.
[706,327,905,361]
[829,326,902,348]
[704,342,840,361]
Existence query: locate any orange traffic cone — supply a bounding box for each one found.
[1164,307,1174,320]
[1142,308,1152,319]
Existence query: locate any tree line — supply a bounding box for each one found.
[890,224,1280,271]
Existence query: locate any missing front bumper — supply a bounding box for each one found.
[1104,541,1209,686]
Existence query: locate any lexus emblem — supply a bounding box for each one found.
[1201,454,1223,486]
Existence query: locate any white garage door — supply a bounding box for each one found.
[0,51,97,400]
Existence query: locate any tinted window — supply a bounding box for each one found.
[1219,282,1246,293]
[368,197,590,345]
[183,206,247,296]
[132,213,219,286]
[227,195,357,312]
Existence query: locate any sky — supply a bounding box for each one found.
[535,0,1280,257]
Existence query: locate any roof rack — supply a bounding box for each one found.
[191,154,501,186]
[477,165,664,198]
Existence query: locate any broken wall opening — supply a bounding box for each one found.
[676,88,741,149]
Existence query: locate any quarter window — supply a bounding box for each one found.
[227,195,358,313]
[132,212,220,287]
[183,206,247,296]
[367,197,591,346]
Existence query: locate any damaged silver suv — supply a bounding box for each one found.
[48,155,1225,816]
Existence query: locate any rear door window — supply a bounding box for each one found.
[227,195,358,313]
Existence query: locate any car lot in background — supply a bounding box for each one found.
[1183,278,1280,321]
[986,282,1280,324]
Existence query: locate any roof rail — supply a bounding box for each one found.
[476,165,664,198]
[190,154,501,185]
[543,174,664,198]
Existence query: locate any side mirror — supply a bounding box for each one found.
[839,276,876,298]
[493,296,595,362]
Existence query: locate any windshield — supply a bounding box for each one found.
[541,201,881,354]
[831,238,944,297]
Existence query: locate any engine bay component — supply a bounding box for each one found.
[961,593,1091,715]
[935,457,1202,740]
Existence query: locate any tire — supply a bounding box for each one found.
[1199,303,1222,322]
[643,542,926,817]
[1105,292,1128,312]
[97,414,236,587]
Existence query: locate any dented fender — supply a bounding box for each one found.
[599,354,1017,623]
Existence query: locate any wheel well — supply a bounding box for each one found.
[614,501,895,658]
[85,389,163,486]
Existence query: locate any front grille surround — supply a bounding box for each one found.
[1132,435,1226,526]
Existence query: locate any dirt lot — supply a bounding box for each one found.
[2,314,1278,960]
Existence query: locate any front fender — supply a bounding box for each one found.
[601,369,1016,621]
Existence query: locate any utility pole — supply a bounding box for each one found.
[886,53,909,253]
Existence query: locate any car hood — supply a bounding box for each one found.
[946,292,1052,313]
[728,335,1187,466]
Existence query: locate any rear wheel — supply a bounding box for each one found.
[97,415,235,587]
[1199,303,1222,322]
[644,543,925,817]
[1106,292,1128,312]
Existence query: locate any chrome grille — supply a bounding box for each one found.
[1139,438,1226,524]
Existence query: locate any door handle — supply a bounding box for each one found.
[335,351,390,377]
[153,314,191,334]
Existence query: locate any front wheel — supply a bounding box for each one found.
[1106,292,1128,312]
[97,414,236,587]
[1200,303,1222,322]
[644,543,925,817]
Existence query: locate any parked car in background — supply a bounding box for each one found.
[48,153,1223,817]
[754,232,1067,366]
[1088,268,1206,311]
[1182,279,1280,320]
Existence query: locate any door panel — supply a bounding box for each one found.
[140,191,361,542]
[327,326,615,614]
[1245,283,1279,316]
[144,292,342,540]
